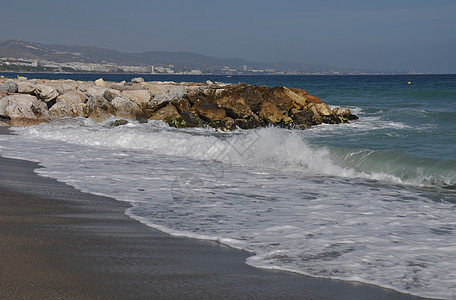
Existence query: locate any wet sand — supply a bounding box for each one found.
[0,126,426,299]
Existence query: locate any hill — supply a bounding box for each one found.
[0,40,350,74]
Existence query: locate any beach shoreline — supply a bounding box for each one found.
[0,126,426,299]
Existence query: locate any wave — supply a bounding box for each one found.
[12,119,456,191]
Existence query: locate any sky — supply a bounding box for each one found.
[1,0,455,73]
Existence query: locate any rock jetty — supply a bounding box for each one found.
[0,76,358,129]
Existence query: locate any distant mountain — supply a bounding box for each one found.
[0,39,347,74]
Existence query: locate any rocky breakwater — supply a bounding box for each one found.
[0,76,358,129]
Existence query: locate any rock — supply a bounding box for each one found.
[84,95,116,117]
[17,81,35,94]
[84,86,108,100]
[196,103,226,122]
[34,84,59,102]
[167,112,205,128]
[94,78,106,87]
[54,80,78,94]
[111,97,141,119]
[146,84,186,99]
[264,87,296,112]
[146,96,170,114]
[123,84,144,91]
[348,114,359,121]
[171,98,192,113]
[49,102,85,118]
[282,116,293,126]
[103,89,121,102]
[280,87,308,108]
[223,85,264,113]
[0,81,18,93]
[233,118,250,129]
[0,79,357,131]
[120,90,151,109]
[216,96,252,119]
[149,103,179,121]
[322,115,342,124]
[108,83,127,92]
[249,114,265,127]
[52,90,87,118]
[56,90,86,106]
[145,85,187,113]
[314,103,333,116]
[259,102,285,124]
[209,117,235,131]
[111,119,129,127]
[290,88,307,96]
[332,107,352,117]
[89,107,113,123]
[135,113,148,123]
[17,76,28,81]
[292,109,315,127]
[0,94,49,120]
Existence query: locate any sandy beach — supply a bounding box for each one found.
[0,126,426,299]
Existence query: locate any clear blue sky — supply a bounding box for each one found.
[1,0,455,73]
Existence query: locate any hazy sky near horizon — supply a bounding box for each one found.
[1,0,455,73]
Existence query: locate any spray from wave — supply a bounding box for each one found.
[12,118,456,191]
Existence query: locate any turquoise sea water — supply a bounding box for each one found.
[1,73,455,298]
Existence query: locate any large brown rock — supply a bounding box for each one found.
[291,109,316,127]
[17,81,35,94]
[111,97,141,119]
[89,107,114,123]
[281,87,308,108]
[80,85,108,100]
[196,103,226,122]
[49,102,85,118]
[103,89,121,102]
[0,94,49,120]
[166,112,205,128]
[84,95,116,117]
[94,78,106,87]
[56,90,86,106]
[237,85,266,113]
[314,103,333,116]
[149,103,180,121]
[332,107,352,117]
[216,96,252,119]
[264,86,297,112]
[121,90,151,109]
[51,90,86,118]
[289,88,309,97]
[171,98,192,113]
[146,96,171,116]
[290,88,322,104]
[259,102,285,124]
[0,81,18,93]
[54,80,79,94]
[34,84,59,102]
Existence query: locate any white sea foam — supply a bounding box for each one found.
[1,120,456,299]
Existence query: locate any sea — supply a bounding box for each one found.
[1,73,455,299]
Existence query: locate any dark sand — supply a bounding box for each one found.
[0,126,426,299]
